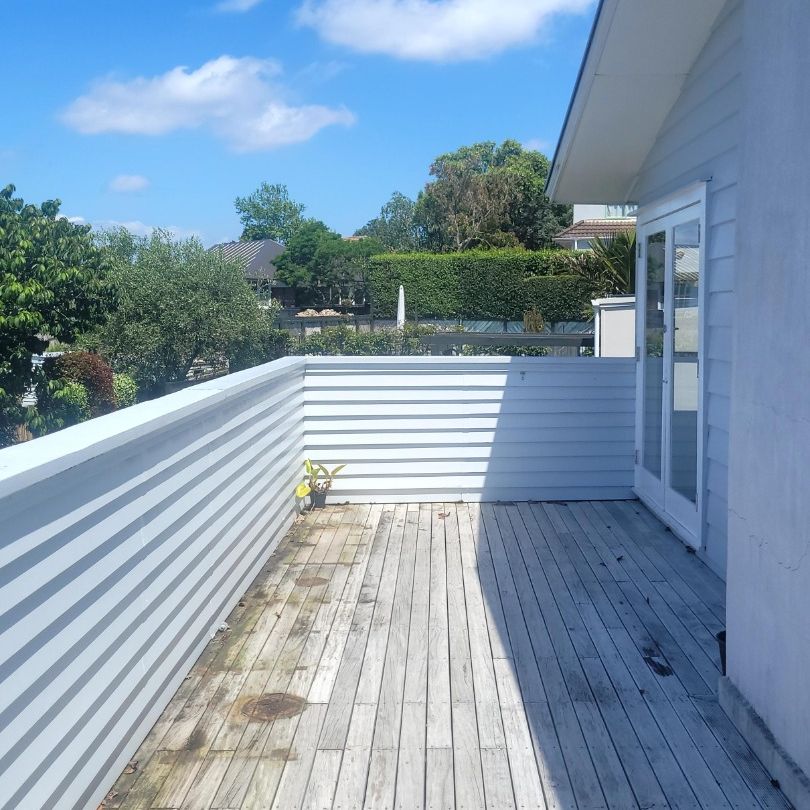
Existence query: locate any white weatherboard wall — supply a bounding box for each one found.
[0,357,305,810]
[632,0,741,576]
[304,357,636,502]
[723,0,810,798]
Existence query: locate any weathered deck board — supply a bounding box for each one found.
[108,502,790,810]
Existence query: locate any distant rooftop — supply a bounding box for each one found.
[553,218,636,245]
[208,238,286,282]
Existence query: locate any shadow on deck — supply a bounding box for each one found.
[105,502,789,810]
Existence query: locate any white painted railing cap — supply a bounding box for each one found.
[0,356,306,500]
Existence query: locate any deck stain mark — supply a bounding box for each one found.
[295,575,330,587]
[184,728,207,750]
[643,655,674,677]
[240,693,307,722]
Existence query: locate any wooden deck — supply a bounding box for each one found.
[106,502,790,810]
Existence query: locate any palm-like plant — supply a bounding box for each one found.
[587,230,637,297]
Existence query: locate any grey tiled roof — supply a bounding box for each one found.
[208,238,287,283]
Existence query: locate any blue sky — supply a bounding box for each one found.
[0,0,595,246]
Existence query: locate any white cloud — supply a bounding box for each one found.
[109,174,150,193]
[64,215,199,240]
[61,56,355,151]
[216,0,263,11]
[522,137,553,153]
[296,0,592,62]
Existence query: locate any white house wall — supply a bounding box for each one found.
[725,0,810,787]
[632,0,742,576]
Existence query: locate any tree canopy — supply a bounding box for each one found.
[0,184,110,445]
[92,229,264,396]
[355,192,422,252]
[275,220,383,307]
[235,182,306,244]
[413,140,572,252]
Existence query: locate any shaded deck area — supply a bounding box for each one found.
[106,502,789,809]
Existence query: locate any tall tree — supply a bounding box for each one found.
[0,184,110,446]
[235,182,305,243]
[413,140,572,251]
[355,192,422,252]
[493,141,573,249]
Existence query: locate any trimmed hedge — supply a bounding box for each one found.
[522,275,593,323]
[369,253,462,319]
[368,249,599,321]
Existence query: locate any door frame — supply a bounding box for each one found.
[634,182,707,549]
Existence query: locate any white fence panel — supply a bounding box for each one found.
[0,357,306,810]
[304,357,636,503]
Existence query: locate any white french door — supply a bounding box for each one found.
[635,185,706,546]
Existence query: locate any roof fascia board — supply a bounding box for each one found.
[546,0,617,199]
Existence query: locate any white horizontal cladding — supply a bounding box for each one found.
[0,356,306,810]
[303,356,636,503]
[0,352,637,808]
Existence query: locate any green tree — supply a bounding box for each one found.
[413,140,572,251]
[0,184,110,446]
[235,182,305,244]
[226,301,291,372]
[493,141,572,249]
[93,229,264,397]
[355,192,422,252]
[275,220,382,307]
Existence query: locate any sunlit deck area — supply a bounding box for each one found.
[106,502,788,810]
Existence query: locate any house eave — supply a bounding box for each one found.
[546,0,727,204]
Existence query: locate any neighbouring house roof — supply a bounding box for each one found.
[553,218,636,245]
[208,238,288,285]
[546,0,727,203]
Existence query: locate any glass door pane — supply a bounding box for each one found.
[643,231,666,479]
[669,220,700,503]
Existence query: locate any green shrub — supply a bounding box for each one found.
[50,351,116,415]
[460,344,548,357]
[522,274,596,322]
[28,380,91,437]
[112,373,139,408]
[294,324,436,356]
[227,310,292,373]
[368,248,600,321]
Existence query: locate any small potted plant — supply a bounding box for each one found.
[295,459,346,509]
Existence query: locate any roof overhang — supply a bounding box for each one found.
[546,0,727,204]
